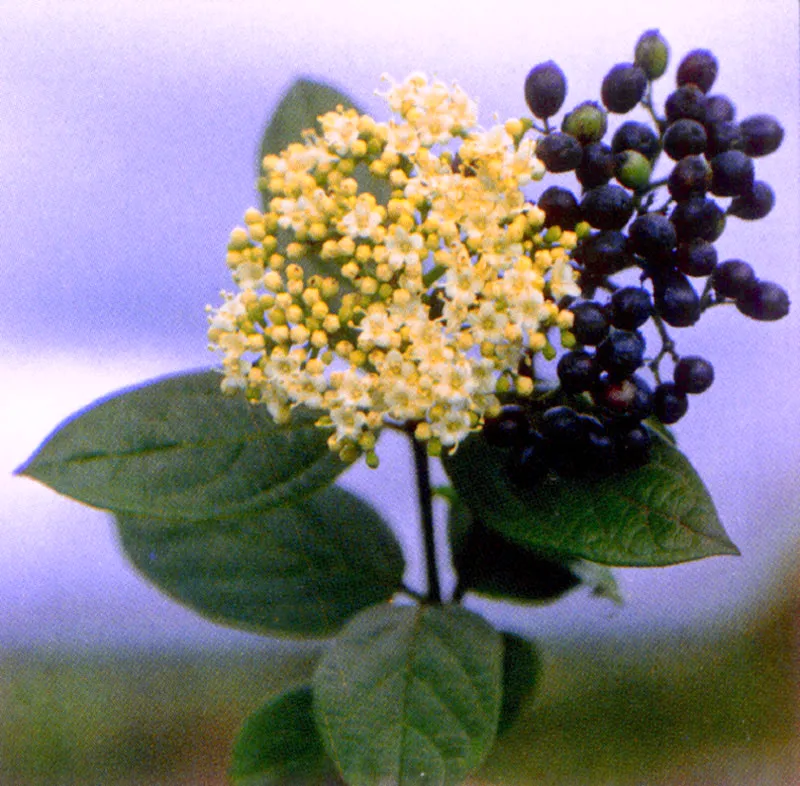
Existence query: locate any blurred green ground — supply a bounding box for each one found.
[1,588,797,786]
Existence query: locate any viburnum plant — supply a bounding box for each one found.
[18,30,790,785]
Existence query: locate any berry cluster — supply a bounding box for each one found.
[489,31,789,486]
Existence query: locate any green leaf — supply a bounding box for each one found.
[313,603,503,786]
[498,634,541,737]
[259,78,391,205]
[442,432,738,567]
[231,686,340,785]
[115,486,405,637]
[449,500,580,603]
[258,79,391,310]
[18,370,346,519]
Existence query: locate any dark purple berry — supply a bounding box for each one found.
[668,155,712,201]
[628,212,677,263]
[557,350,598,393]
[654,270,701,327]
[704,94,736,124]
[483,405,530,447]
[601,63,647,113]
[535,132,583,173]
[675,240,717,277]
[739,115,784,157]
[712,259,757,299]
[571,301,610,345]
[634,30,670,80]
[729,181,775,221]
[610,287,653,330]
[562,101,607,144]
[596,330,646,378]
[663,119,707,160]
[537,186,581,229]
[508,433,550,488]
[674,356,714,394]
[736,281,790,321]
[654,382,689,424]
[616,425,652,468]
[665,85,707,123]
[574,230,632,277]
[580,184,634,231]
[676,49,718,93]
[576,142,615,188]
[705,121,743,157]
[611,121,661,160]
[670,197,725,243]
[710,150,755,197]
[594,374,653,421]
[524,62,567,119]
[540,406,584,443]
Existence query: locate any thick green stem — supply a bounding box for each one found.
[411,435,442,604]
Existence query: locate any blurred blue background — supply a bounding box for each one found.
[1,0,798,652]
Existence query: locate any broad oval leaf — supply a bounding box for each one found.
[442,432,738,567]
[18,370,346,519]
[231,686,340,785]
[115,486,405,637]
[498,633,541,737]
[259,78,391,206]
[258,79,390,308]
[313,603,503,786]
[448,499,580,604]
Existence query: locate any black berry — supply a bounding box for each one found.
[571,301,610,345]
[670,197,725,243]
[654,270,701,327]
[557,350,599,393]
[537,186,581,229]
[668,155,711,201]
[580,184,634,231]
[710,150,755,197]
[704,94,736,124]
[728,181,775,221]
[705,121,743,157]
[616,424,652,468]
[508,433,550,488]
[536,132,583,173]
[674,356,714,394]
[483,405,530,447]
[596,330,646,378]
[675,239,717,277]
[739,115,784,157]
[736,281,790,321]
[594,373,653,421]
[610,287,653,330]
[654,382,689,424]
[676,49,718,93]
[524,62,567,119]
[601,63,647,113]
[576,142,616,188]
[712,259,757,299]
[628,212,677,263]
[663,119,707,160]
[574,230,632,277]
[665,84,707,124]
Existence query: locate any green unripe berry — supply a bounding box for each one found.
[561,101,608,144]
[614,150,652,190]
[634,30,670,80]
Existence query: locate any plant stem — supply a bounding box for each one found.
[410,434,442,604]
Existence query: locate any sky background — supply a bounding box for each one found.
[1,0,798,649]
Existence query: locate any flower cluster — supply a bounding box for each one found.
[207,73,581,465]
